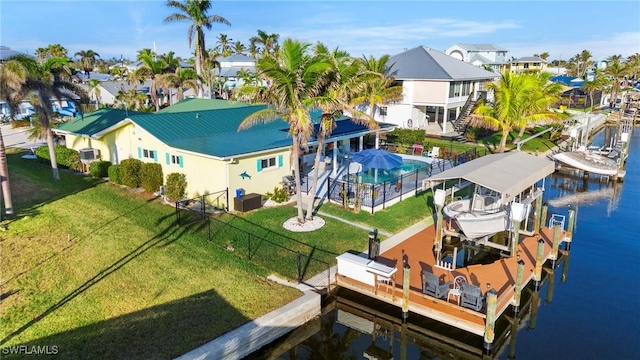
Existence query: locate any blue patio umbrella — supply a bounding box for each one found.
[351,149,403,171]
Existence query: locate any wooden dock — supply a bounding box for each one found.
[336,224,566,337]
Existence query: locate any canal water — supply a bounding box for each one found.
[248,127,640,360]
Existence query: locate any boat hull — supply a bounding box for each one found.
[552,151,618,176]
[443,199,509,239]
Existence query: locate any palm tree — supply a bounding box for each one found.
[216,33,232,56]
[116,89,147,110]
[133,51,167,112]
[87,78,102,110]
[352,54,403,119]
[248,43,259,59]
[302,43,379,216]
[159,66,198,102]
[582,69,606,109]
[42,56,74,82]
[237,39,332,222]
[74,49,100,77]
[164,0,231,98]
[250,30,279,57]
[0,127,13,218]
[232,40,246,55]
[46,44,68,58]
[471,72,539,152]
[512,72,564,144]
[35,47,49,63]
[626,53,640,80]
[604,57,629,109]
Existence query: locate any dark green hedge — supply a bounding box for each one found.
[35,145,81,171]
[140,163,163,193]
[89,160,112,178]
[119,158,142,188]
[108,164,122,184]
[165,172,187,202]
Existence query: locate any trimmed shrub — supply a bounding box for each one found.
[265,186,289,203]
[120,158,142,188]
[108,164,122,184]
[89,160,112,178]
[140,162,163,193]
[165,173,187,202]
[34,145,82,171]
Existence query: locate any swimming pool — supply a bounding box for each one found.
[343,159,429,185]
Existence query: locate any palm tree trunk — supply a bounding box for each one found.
[292,136,305,222]
[46,129,60,180]
[0,128,14,218]
[195,51,203,98]
[514,125,527,144]
[498,128,510,153]
[305,133,326,220]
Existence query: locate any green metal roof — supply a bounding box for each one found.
[55,99,393,159]
[54,108,143,136]
[156,98,250,113]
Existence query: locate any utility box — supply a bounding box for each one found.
[368,229,380,260]
[234,193,262,212]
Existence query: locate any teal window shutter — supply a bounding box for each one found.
[165,153,170,165]
[178,156,183,168]
[278,155,283,167]
[153,151,158,162]
[256,158,262,172]
[137,147,142,158]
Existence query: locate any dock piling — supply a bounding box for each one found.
[513,259,525,315]
[566,208,576,248]
[434,204,444,258]
[533,197,543,234]
[402,259,410,324]
[551,224,561,268]
[529,287,540,330]
[540,205,548,233]
[483,289,498,355]
[545,268,556,305]
[534,238,545,288]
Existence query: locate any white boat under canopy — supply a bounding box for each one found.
[426,152,556,240]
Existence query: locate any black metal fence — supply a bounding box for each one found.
[307,147,489,214]
[175,197,333,286]
[175,189,228,225]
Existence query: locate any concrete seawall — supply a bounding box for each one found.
[176,289,321,360]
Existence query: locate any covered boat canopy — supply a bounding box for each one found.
[427,152,555,203]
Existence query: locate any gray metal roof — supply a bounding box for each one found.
[219,66,255,77]
[469,54,506,66]
[514,56,545,63]
[427,151,555,203]
[0,46,31,61]
[218,54,255,62]
[389,46,499,81]
[89,80,153,96]
[454,43,508,52]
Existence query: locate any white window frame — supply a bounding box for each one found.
[261,156,277,170]
[142,149,155,160]
[170,154,180,166]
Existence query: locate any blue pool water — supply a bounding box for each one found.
[250,127,640,359]
[344,159,429,184]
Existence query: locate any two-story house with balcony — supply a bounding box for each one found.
[445,43,509,73]
[372,46,498,136]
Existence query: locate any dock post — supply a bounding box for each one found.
[513,259,525,316]
[533,196,543,234]
[540,205,548,232]
[561,251,571,283]
[402,259,410,324]
[551,224,561,269]
[510,219,521,257]
[529,288,540,330]
[545,268,556,305]
[507,316,519,359]
[434,204,444,258]
[534,238,545,289]
[483,289,498,356]
[566,208,576,250]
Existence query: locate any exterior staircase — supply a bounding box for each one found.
[452,91,486,142]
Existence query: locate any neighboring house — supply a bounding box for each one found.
[510,56,547,73]
[445,44,509,73]
[380,46,498,134]
[81,80,194,108]
[216,54,262,92]
[0,45,30,61]
[53,98,392,210]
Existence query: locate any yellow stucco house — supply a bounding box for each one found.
[54,98,389,211]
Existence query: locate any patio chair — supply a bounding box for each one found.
[460,282,484,312]
[427,146,440,159]
[422,270,451,299]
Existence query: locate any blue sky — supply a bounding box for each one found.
[1,1,638,62]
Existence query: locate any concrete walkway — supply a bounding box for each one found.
[0,123,46,149]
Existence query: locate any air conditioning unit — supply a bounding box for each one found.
[79,148,99,162]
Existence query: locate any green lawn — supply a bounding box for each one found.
[0,149,369,359]
[478,130,558,153]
